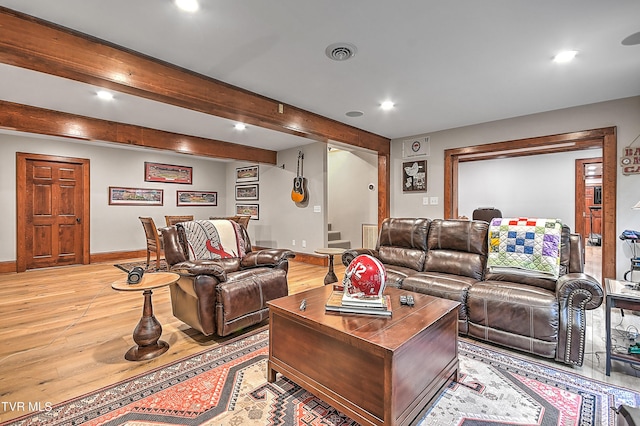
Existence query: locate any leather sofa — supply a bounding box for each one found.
[342,217,603,366]
[161,221,294,337]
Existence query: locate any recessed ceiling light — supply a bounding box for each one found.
[345,110,364,117]
[175,0,199,13]
[553,50,578,63]
[96,90,114,101]
[234,123,246,130]
[380,101,395,110]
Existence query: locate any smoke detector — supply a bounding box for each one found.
[325,43,358,61]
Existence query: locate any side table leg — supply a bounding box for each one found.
[125,289,169,361]
[324,255,338,285]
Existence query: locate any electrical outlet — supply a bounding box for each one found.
[292,239,296,246]
[302,240,306,248]
[430,196,439,205]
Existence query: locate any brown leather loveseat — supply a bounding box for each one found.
[161,220,294,337]
[343,217,603,366]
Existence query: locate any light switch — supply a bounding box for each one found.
[422,197,429,205]
[314,205,321,213]
[430,197,439,205]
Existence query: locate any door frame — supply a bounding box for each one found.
[16,152,90,272]
[575,157,603,246]
[444,127,616,280]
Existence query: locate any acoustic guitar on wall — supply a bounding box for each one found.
[291,151,308,203]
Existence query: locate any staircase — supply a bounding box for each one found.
[327,223,351,249]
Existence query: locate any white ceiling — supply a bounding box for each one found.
[1,0,639,153]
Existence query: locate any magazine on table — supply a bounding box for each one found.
[325,291,392,316]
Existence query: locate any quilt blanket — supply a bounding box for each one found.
[487,217,562,279]
[178,220,246,261]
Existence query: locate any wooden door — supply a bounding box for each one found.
[17,153,90,271]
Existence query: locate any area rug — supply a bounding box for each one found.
[3,330,639,426]
[114,260,168,274]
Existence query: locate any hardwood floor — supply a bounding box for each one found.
[0,259,342,423]
[1,248,637,423]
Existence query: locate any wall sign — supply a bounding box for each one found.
[402,137,430,158]
[621,146,640,175]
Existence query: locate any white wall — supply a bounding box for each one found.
[458,149,602,230]
[0,132,227,261]
[328,149,378,248]
[227,143,327,254]
[390,95,640,279]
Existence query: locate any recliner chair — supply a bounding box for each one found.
[161,220,294,337]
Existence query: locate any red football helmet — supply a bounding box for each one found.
[343,255,387,298]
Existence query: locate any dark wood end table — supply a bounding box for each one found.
[604,278,640,375]
[112,272,179,361]
[314,247,345,285]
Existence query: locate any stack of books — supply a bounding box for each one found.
[325,290,392,316]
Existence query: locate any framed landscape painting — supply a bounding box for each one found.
[109,187,163,206]
[235,184,259,201]
[236,204,259,220]
[176,190,217,206]
[145,162,192,184]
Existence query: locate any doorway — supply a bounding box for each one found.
[444,127,616,280]
[16,152,90,272]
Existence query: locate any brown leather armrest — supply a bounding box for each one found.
[170,260,227,282]
[240,249,295,268]
[556,272,603,310]
[342,248,378,267]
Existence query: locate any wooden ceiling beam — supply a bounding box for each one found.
[0,100,277,164]
[0,7,390,155]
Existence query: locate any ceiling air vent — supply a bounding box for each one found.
[325,43,357,61]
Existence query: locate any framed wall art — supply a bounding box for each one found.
[235,204,259,220]
[144,162,193,184]
[235,184,259,201]
[236,165,259,183]
[108,187,164,206]
[176,190,217,206]
[402,160,427,192]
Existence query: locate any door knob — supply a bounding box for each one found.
[76,218,81,223]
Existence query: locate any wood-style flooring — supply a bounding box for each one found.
[0,247,638,423]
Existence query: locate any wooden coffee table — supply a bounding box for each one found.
[267,285,459,426]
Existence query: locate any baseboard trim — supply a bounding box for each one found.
[0,260,16,274]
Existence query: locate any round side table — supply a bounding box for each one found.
[112,272,180,361]
[314,248,346,285]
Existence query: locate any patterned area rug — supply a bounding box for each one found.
[4,330,639,426]
[114,260,169,274]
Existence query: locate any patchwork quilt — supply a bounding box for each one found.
[178,220,246,261]
[487,217,562,279]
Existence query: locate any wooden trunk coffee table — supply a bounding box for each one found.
[267,285,459,426]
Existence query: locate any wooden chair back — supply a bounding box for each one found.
[139,216,163,269]
[165,215,194,226]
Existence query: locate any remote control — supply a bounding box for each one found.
[400,295,407,305]
[406,295,415,306]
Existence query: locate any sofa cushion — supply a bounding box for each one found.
[402,271,476,320]
[423,219,488,280]
[377,218,431,271]
[467,280,559,343]
[383,264,419,288]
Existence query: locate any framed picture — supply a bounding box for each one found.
[144,162,193,184]
[236,204,259,220]
[235,184,259,201]
[108,187,163,206]
[402,160,427,192]
[236,165,259,183]
[176,190,218,206]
